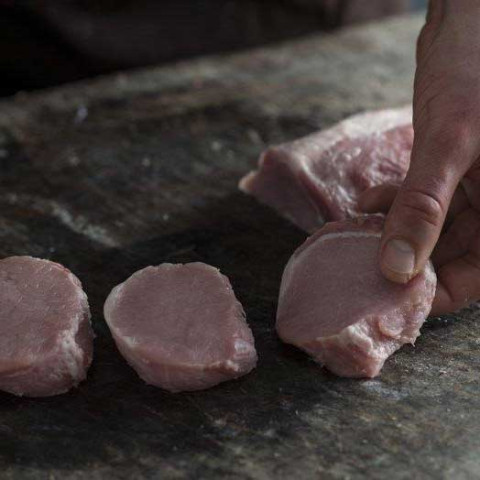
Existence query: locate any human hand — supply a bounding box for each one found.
[359,0,480,315]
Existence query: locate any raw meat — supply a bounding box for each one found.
[240,107,413,232]
[0,256,93,397]
[104,262,257,392]
[276,215,436,378]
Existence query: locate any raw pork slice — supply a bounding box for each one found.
[0,256,93,397]
[104,263,257,392]
[240,107,413,232]
[276,215,436,378]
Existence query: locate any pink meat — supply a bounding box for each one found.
[0,256,94,397]
[240,107,413,232]
[276,216,436,378]
[104,263,257,392]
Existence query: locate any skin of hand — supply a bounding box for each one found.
[359,0,480,315]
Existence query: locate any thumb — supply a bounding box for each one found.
[380,130,469,283]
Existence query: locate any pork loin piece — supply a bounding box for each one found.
[276,216,436,378]
[240,107,413,232]
[104,263,257,392]
[0,256,93,397]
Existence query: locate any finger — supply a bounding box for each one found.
[380,131,472,284]
[358,184,399,214]
[461,176,480,211]
[432,209,480,314]
[432,251,480,315]
[446,182,470,223]
[359,182,470,224]
[432,208,480,267]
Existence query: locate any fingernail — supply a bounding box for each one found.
[382,239,416,276]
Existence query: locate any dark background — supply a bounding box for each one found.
[1,0,427,98]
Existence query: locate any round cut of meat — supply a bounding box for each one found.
[240,107,413,232]
[0,256,94,397]
[104,263,257,392]
[276,215,437,378]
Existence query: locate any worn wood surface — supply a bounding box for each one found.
[1,12,478,480]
